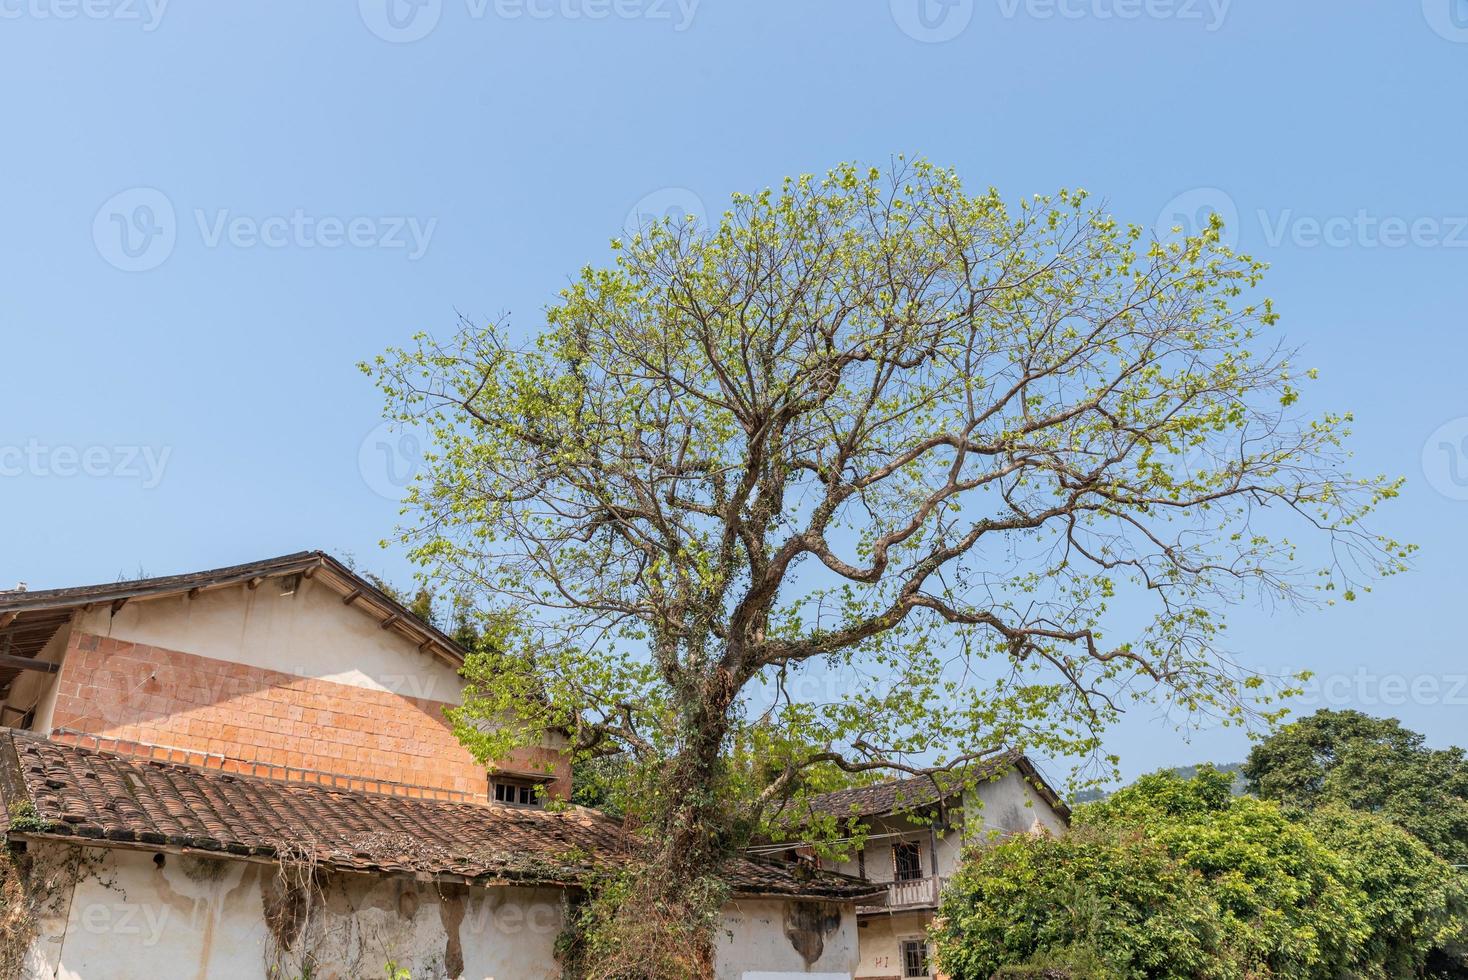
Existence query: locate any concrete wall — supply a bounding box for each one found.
[22,844,566,980]
[820,769,1068,979]
[715,898,859,979]
[823,814,935,885]
[77,580,465,705]
[961,770,1068,845]
[18,845,859,980]
[853,911,931,980]
[824,769,1067,885]
[32,580,570,800]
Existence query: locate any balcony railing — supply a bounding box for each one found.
[858,875,945,915]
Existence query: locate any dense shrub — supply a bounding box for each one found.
[936,766,1467,979]
[933,825,1233,979]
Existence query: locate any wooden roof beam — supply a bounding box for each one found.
[0,654,58,674]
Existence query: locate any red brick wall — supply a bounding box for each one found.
[49,631,571,802]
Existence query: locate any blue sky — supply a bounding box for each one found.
[2,0,1465,784]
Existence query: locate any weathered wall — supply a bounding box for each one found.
[715,897,859,979]
[853,910,930,979]
[824,769,1067,885]
[1,620,72,734]
[823,812,934,886]
[818,769,1067,979]
[962,770,1067,844]
[17,845,857,980]
[21,844,567,980]
[39,580,570,800]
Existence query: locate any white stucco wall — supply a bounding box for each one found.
[816,768,1067,979]
[22,844,566,980]
[853,911,931,979]
[18,845,859,980]
[824,768,1067,886]
[74,578,467,706]
[962,769,1068,845]
[715,897,858,980]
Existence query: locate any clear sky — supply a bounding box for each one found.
[2,0,1464,785]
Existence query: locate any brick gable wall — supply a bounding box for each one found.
[48,630,570,802]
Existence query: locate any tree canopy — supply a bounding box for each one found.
[935,767,1464,979]
[1244,709,1468,865]
[366,159,1405,969]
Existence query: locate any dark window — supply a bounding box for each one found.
[901,938,930,977]
[893,841,923,881]
[857,847,866,880]
[491,778,541,807]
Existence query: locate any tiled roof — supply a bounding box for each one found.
[0,730,879,902]
[804,752,1070,821]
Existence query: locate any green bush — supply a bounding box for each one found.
[933,825,1232,979]
[935,766,1467,979]
[1083,767,1363,977]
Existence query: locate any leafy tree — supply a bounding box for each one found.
[1244,709,1468,865]
[366,159,1405,971]
[937,769,1465,979]
[934,825,1234,979]
[1303,804,1466,979]
[1084,768,1363,977]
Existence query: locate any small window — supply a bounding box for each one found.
[901,938,930,977]
[490,777,542,807]
[857,847,866,880]
[893,841,923,882]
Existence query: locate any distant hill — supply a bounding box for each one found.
[1073,761,1247,805]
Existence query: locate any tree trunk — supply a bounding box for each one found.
[647,691,735,975]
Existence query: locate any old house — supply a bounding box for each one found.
[787,756,1070,980]
[0,552,878,979]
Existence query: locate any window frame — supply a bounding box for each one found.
[892,840,923,882]
[900,937,930,978]
[489,776,543,807]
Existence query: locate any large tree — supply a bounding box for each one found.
[1244,709,1468,866]
[367,160,1405,972]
